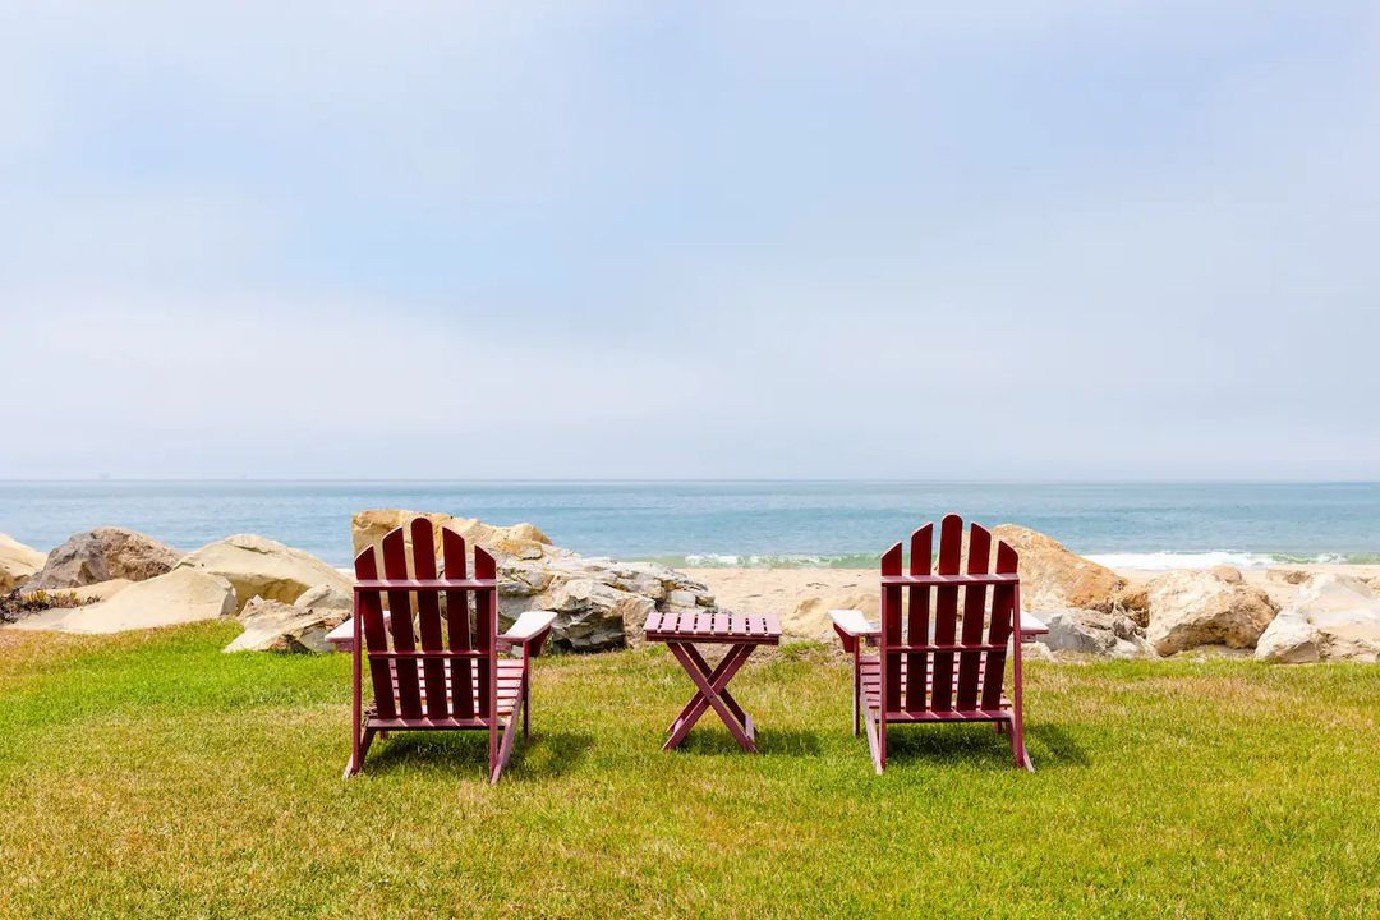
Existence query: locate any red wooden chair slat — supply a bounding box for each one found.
[904,524,932,713]
[982,541,1019,710]
[880,542,903,714]
[955,522,991,710]
[411,519,449,719]
[380,528,423,719]
[474,546,497,721]
[927,514,964,713]
[442,528,475,719]
[838,513,1035,773]
[355,546,395,720]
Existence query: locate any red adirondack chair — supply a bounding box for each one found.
[830,514,1046,774]
[343,518,555,783]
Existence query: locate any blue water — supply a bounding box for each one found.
[0,481,1376,567]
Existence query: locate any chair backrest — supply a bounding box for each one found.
[355,518,499,722]
[879,513,1022,715]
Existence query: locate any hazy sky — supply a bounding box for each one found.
[2,3,1377,479]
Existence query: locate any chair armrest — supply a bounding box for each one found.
[500,610,557,655]
[1019,613,1049,642]
[830,609,879,653]
[326,612,392,653]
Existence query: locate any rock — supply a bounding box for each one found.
[350,510,455,560]
[0,534,46,591]
[23,527,179,590]
[12,569,235,634]
[346,512,714,652]
[990,525,1128,613]
[1255,614,1323,664]
[1267,569,1311,586]
[1145,570,1278,656]
[294,583,351,612]
[1113,583,1152,626]
[1210,566,1244,585]
[1036,609,1155,659]
[175,534,351,610]
[225,596,348,653]
[49,579,133,605]
[540,578,655,651]
[1256,574,1380,663]
[351,510,552,563]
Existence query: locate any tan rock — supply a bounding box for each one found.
[175,534,350,609]
[24,527,178,590]
[50,578,133,604]
[350,510,552,564]
[1267,569,1311,586]
[294,583,351,611]
[1256,574,1380,663]
[1146,570,1278,656]
[224,597,348,653]
[0,533,46,591]
[990,524,1127,612]
[1210,565,1244,584]
[346,511,710,651]
[13,569,235,634]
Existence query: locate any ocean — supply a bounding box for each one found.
[1,480,1376,569]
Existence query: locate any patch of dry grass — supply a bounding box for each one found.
[0,623,1378,918]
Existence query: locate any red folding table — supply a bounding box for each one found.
[644,610,781,753]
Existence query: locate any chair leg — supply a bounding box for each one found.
[523,671,531,740]
[1010,717,1034,772]
[852,654,861,738]
[344,728,376,779]
[863,710,885,775]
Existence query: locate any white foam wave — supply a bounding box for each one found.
[682,553,839,567]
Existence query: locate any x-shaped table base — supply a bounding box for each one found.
[664,642,760,752]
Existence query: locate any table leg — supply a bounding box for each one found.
[667,644,748,734]
[664,642,759,753]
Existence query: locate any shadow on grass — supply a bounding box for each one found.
[361,730,594,781]
[880,721,1089,772]
[672,727,823,757]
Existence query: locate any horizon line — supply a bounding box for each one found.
[2,477,1379,486]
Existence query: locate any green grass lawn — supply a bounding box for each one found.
[1,624,1377,919]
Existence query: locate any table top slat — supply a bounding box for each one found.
[644,610,781,645]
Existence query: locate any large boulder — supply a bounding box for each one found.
[351,510,552,563]
[990,525,1142,617]
[1256,574,1380,663]
[175,534,351,610]
[1146,569,1278,656]
[224,596,349,653]
[12,568,236,634]
[345,512,715,652]
[294,583,351,612]
[0,534,46,591]
[1035,609,1155,659]
[23,527,178,591]
[541,578,654,651]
